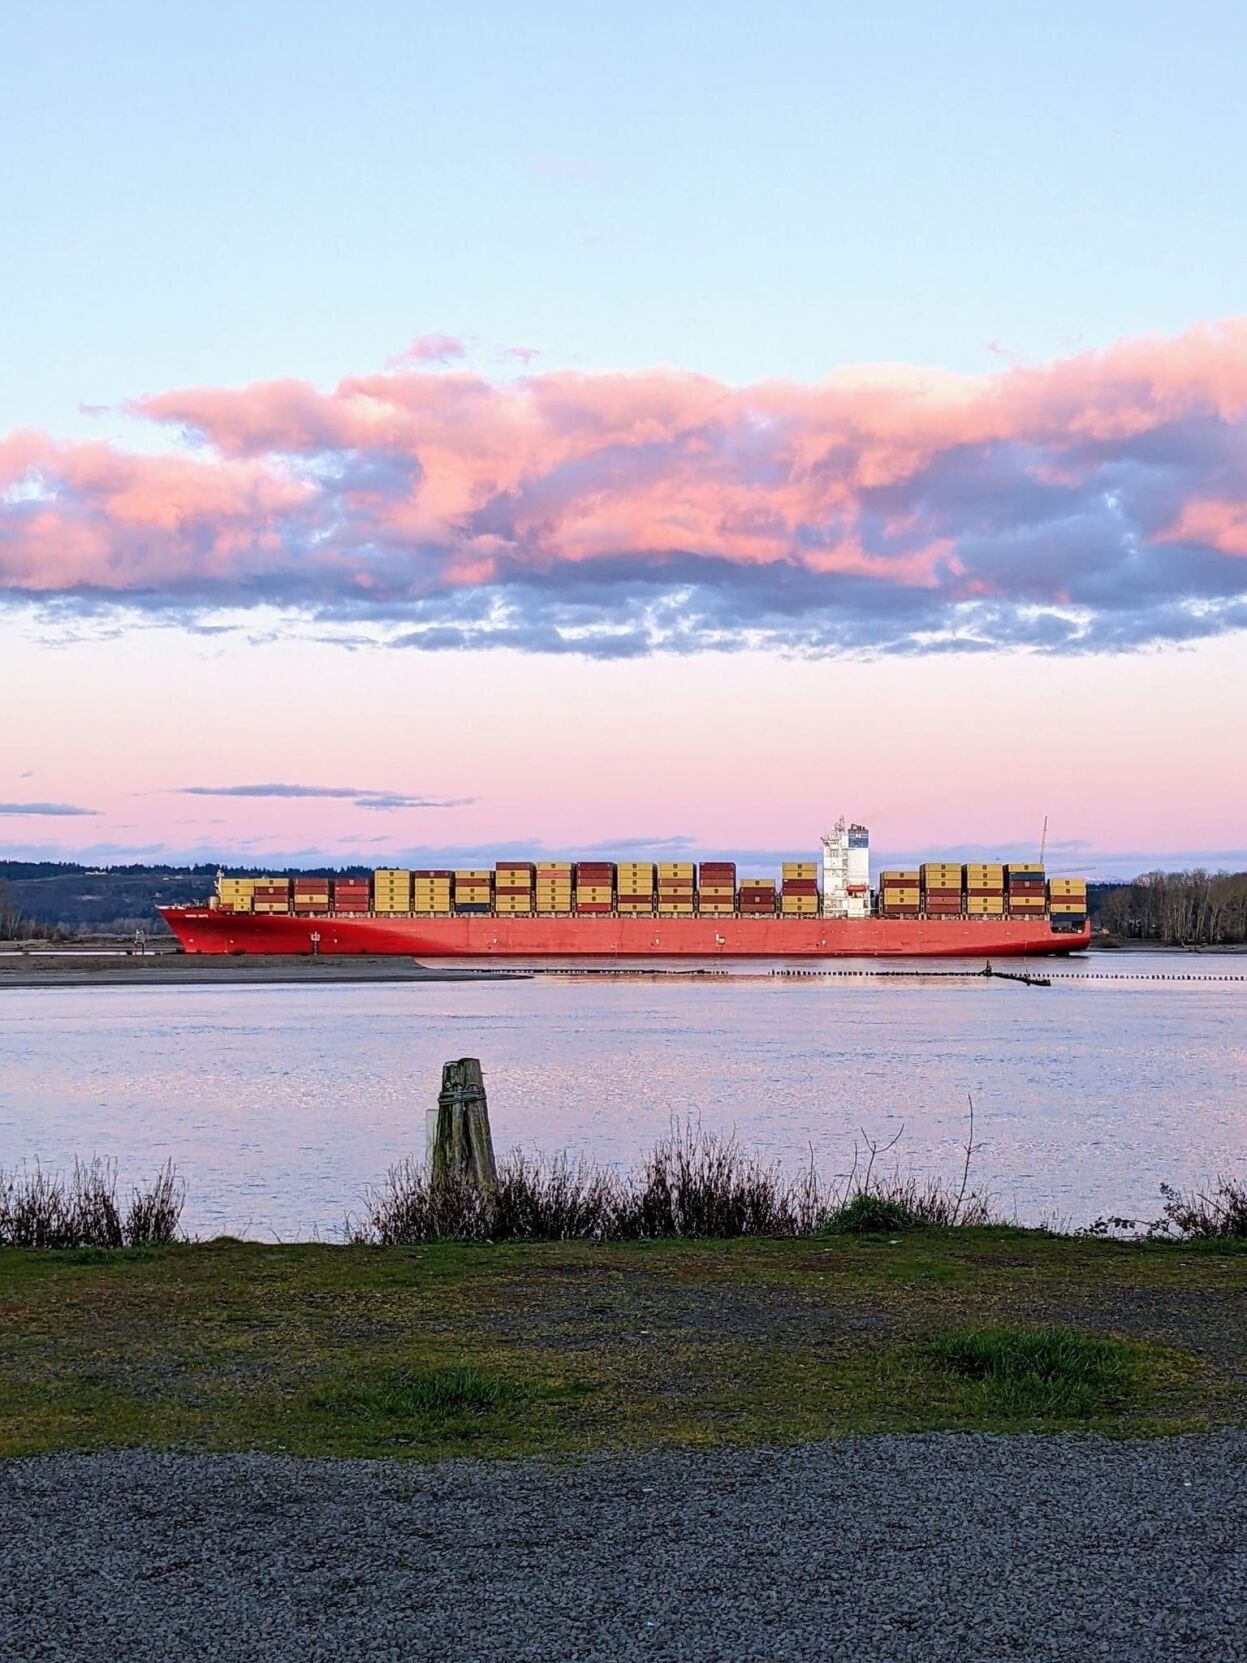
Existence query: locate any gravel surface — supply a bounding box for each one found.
[3,1435,1245,1662]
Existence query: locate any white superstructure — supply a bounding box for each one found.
[821,818,871,918]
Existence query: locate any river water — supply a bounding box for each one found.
[2,955,1244,1238]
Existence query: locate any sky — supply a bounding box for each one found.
[2,0,1246,877]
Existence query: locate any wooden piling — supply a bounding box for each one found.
[428,1058,497,1190]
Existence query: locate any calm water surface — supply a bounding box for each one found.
[2,956,1244,1237]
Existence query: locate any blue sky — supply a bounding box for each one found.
[5,0,1247,435]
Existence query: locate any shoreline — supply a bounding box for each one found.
[0,953,523,988]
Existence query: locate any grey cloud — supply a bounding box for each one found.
[176,783,473,812]
[578,834,699,852]
[0,801,97,816]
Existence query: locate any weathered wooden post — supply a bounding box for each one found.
[427,1058,497,1190]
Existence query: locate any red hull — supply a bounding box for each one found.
[158,908,1091,959]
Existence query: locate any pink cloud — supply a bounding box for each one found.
[384,332,466,369]
[4,318,1247,654]
[1160,499,1247,557]
[502,346,541,365]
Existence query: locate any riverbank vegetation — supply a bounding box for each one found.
[1097,869,1247,945]
[5,1129,1245,1250]
[0,1159,184,1249]
[348,1121,993,1246]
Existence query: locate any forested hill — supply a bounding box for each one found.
[0,863,365,936]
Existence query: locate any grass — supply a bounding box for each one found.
[305,1368,580,1452]
[1,1228,1242,1462]
[926,1327,1136,1419]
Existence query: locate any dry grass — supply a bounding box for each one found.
[347,1120,993,1246]
[0,1159,184,1248]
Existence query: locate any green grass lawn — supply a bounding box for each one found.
[1,1229,1243,1460]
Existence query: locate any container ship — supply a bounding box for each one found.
[158,821,1091,958]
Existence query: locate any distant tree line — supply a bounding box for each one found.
[0,878,57,941]
[1098,870,1247,945]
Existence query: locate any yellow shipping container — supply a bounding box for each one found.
[880,869,920,883]
[782,863,818,878]
[657,863,694,878]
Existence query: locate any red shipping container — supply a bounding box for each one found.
[574,902,613,914]
[781,880,819,895]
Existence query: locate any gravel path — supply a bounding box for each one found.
[3,1435,1244,1662]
